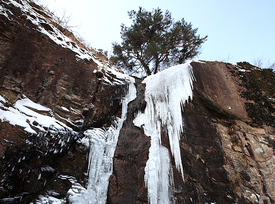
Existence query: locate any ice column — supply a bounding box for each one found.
[68,77,136,204]
[134,62,194,204]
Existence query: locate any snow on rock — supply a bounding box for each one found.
[41,165,55,173]
[68,76,136,204]
[134,62,194,204]
[0,95,7,103]
[2,0,108,67]
[4,0,94,61]
[0,94,77,153]
[33,194,66,204]
[0,95,73,134]
[1,0,129,89]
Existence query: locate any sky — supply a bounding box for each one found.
[37,0,275,67]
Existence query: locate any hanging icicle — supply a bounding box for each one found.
[134,62,194,204]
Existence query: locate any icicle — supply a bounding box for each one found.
[134,62,194,204]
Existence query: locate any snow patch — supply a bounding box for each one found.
[33,195,66,204]
[0,95,7,103]
[0,4,13,20]
[0,94,77,154]
[134,62,194,203]
[0,95,73,134]
[237,68,251,72]
[41,166,55,173]
[61,106,70,112]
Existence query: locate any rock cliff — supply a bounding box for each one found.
[1,1,275,203]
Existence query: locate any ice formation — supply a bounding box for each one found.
[67,77,136,204]
[134,62,194,204]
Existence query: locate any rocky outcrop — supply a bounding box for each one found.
[179,62,275,204]
[106,61,275,204]
[1,1,275,204]
[0,0,128,203]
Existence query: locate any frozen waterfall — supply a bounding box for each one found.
[66,62,194,204]
[68,77,136,204]
[134,62,194,204]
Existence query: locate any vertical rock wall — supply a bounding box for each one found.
[1,1,275,203]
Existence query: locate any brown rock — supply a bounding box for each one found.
[1,1,275,204]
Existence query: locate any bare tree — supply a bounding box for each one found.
[252,57,275,70]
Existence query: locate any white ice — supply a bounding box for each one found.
[68,76,136,204]
[134,62,194,204]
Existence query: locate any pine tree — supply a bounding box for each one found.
[111,7,207,76]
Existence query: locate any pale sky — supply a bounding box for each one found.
[38,0,275,66]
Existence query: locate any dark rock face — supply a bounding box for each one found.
[1,1,275,204]
[108,81,150,204]
[175,62,241,203]
[177,61,275,203]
